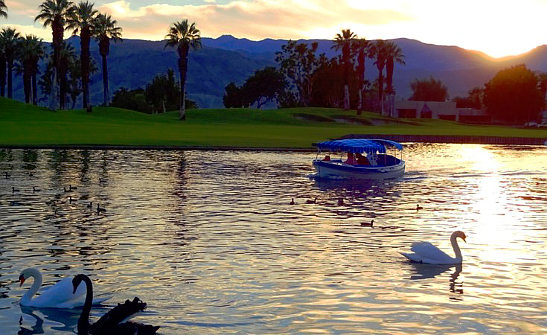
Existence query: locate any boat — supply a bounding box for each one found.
[312,138,405,180]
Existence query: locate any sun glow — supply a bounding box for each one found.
[2,0,547,57]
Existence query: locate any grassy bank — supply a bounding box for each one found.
[0,98,545,148]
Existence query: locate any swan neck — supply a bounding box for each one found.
[21,269,42,304]
[78,275,93,332]
[451,235,462,261]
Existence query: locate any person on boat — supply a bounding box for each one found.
[323,155,331,161]
[344,153,356,165]
[356,153,370,165]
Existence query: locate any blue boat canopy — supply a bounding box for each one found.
[315,139,403,153]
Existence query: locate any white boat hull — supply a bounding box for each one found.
[313,159,405,180]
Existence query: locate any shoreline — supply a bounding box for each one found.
[0,135,545,151]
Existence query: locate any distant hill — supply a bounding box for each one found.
[9,35,547,108]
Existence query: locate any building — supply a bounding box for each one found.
[394,100,489,122]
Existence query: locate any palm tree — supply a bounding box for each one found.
[384,41,405,117]
[165,19,201,120]
[370,40,388,115]
[67,1,97,108]
[352,38,368,115]
[35,0,75,109]
[17,35,45,104]
[0,0,7,19]
[58,42,76,108]
[0,28,21,99]
[332,29,357,110]
[0,34,6,97]
[384,41,405,95]
[93,13,122,106]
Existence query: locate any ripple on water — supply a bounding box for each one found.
[0,145,546,334]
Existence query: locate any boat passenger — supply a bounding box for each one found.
[356,153,370,165]
[344,153,356,165]
[323,155,331,161]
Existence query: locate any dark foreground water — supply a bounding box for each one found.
[0,144,546,334]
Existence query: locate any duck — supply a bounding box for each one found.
[289,198,295,205]
[72,274,159,335]
[69,196,76,204]
[361,219,374,227]
[32,186,40,193]
[64,185,77,193]
[86,202,93,209]
[4,171,9,179]
[305,197,317,204]
[12,186,19,193]
[18,268,110,308]
[416,204,423,210]
[96,204,106,214]
[400,231,467,265]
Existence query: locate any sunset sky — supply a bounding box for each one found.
[1,0,546,58]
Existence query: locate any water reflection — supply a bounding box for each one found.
[18,308,43,335]
[0,146,545,334]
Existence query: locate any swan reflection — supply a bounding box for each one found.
[20,306,80,333]
[449,264,463,301]
[18,308,43,335]
[409,263,464,301]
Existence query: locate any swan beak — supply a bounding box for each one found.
[18,275,25,287]
[462,237,467,243]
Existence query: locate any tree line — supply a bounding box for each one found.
[0,0,121,109]
[223,30,406,116]
[410,65,547,124]
[0,0,200,121]
[2,1,544,124]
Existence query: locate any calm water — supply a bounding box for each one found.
[0,144,546,334]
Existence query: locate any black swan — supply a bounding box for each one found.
[72,274,159,335]
[416,204,423,210]
[289,198,295,205]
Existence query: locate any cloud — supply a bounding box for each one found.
[2,0,547,57]
[97,0,413,41]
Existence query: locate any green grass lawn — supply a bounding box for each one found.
[0,97,545,148]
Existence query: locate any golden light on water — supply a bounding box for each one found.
[458,146,533,264]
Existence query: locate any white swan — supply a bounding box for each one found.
[19,268,110,308]
[401,231,466,264]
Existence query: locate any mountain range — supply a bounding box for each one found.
[10,35,547,108]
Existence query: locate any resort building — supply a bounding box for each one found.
[394,100,489,122]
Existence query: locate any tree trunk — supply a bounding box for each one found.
[52,18,63,109]
[357,88,363,115]
[7,59,13,98]
[49,70,59,111]
[357,48,365,115]
[101,53,108,106]
[343,84,350,110]
[23,71,31,103]
[32,72,38,105]
[81,27,90,108]
[100,37,111,106]
[60,72,67,110]
[177,46,189,121]
[0,55,5,97]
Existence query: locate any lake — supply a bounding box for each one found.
[0,144,546,334]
